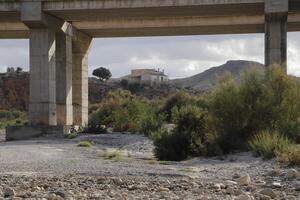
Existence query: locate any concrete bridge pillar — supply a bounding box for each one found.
[21,1,75,127]
[265,0,288,69]
[56,33,73,126]
[72,31,92,126]
[21,1,58,126]
[28,29,57,126]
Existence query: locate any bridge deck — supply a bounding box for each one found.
[0,0,300,38]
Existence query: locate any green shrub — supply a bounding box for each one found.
[99,150,123,161]
[248,130,291,159]
[152,128,189,161]
[88,89,154,133]
[208,67,300,152]
[0,110,13,119]
[278,145,300,166]
[152,105,218,161]
[161,92,199,122]
[140,113,166,136]
[77,140,95,147]
[0,110,27,129]
[67,133,77,139]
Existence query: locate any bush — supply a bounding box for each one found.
[0,110,13,119]
[77,141,95,147]
[152,105,218,161]
[98,150,123,161]
[88,89,155,133]
[208,67,300,152]
[278,145,300,166]
[140,113,166,136]
[152,128,189,161]
[248,130,291,159]
[160,92,199,122]
[0,110,27,129]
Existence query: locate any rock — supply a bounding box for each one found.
[235,194,252,200]
[225,180,237,186]
[46,193,57,200]
[286,169,299,179]
[260,195,271,200]
[4,187,15,197]
[213,183,221,191]
[233,173,240,179]
[237,174,251,186]
[285,195,297,200]
[259,188,277,199]
[271,182,282,188]
[158,187,169,192]
[225,187,235,195]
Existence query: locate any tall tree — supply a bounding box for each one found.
[92,67,112,81]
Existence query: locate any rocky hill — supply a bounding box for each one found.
[171,60,264,91]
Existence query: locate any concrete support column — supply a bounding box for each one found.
[265,0,288,69]
[72,32,92,126]
[28,29,57,126]
[56,34,73,125]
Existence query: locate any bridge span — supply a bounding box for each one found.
[0,0,298,134]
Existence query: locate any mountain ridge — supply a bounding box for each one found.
[171,60,264,91]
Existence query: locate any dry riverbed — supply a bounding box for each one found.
[0,133,299,200]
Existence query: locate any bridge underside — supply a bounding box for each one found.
[0,0,299,131]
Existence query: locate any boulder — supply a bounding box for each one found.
[237,174,251,186]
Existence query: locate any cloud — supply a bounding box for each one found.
[0,33,299,78]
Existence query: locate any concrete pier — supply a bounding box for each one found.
[28,29,57,126]
[265,0,288,68]
[56,33,73,126]
[72,32,92,126]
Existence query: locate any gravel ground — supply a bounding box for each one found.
[0,133,299,199]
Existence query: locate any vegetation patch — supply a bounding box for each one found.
[278,145,300,166]
[0,110,27,129]
[248,130,291,159]
[98,150,123,161]
[77,141,95,147]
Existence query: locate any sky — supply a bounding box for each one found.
[0,33,300,78]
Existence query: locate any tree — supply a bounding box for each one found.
[92,67,112,81]
[16,67,23,74]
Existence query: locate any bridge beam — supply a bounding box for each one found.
[265,0,288,69]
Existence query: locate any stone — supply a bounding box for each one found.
[237,174,251,186]
[213,183,221,191]
[233,173,240,179]
[271,182,282,188]
[286,169,299,179]
[235,194,252,200]
[259,188,277,199]
[225,187,235,195]
[4,187,15,197]
[225,180,237,186]
[285,195,297,200]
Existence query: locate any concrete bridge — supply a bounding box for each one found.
[0,0,299,132]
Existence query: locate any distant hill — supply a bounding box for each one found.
[171,60,264,91]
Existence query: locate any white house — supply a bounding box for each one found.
[129,68,168,86]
